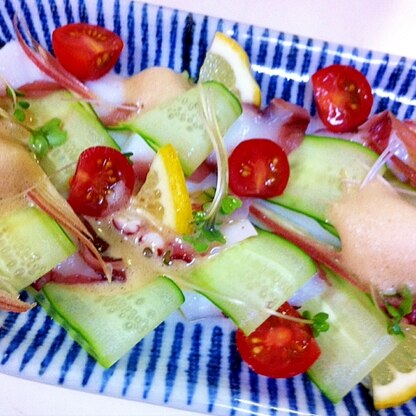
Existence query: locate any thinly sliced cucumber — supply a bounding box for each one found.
[27,91,118,192]
[116,81,242,176]
[271,135,383,223]
[300,270,401,403]
[35,276,184,368]
[183,229,316,334]
[0,207,76,291]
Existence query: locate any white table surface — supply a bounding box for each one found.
[2,1,416,415]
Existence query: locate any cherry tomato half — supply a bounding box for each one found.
[68,146,135,218]
[236,302,321,379]
[312,64,373,132]
[228,139,290,198]
[52,23,123,81]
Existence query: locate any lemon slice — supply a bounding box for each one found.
[133,144,193,234]
[199,32,261,106]
[371,324,416,409]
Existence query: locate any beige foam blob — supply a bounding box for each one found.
[328,179,416,294]
[123,67,192,114]
[0,138,45,200]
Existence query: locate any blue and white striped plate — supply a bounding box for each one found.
[1,1,416,415]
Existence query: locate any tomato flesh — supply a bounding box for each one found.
[68,146,135,218]
[52,23,123,81]
[236,302,321,378]
[312,64,373,132]
[228,139,290,198]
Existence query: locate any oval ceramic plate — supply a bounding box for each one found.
[0,1,416,415]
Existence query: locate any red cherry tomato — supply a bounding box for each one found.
[68,146,135,218]
[311,64,373,132]
[52,23,123,81]
[228,139,290,198]
[236,302,321,378]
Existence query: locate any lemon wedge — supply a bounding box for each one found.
[371,324,416,409]
[133,144,193,234]
[199,32,261,106]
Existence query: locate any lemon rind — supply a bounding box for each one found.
[373,367,416,409]
[208,32,261,106]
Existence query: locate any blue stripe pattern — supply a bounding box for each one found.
[63,0,74,24]
[143,322,165,399]
[186,323,203,405]
[228,330,242,416]
[139,3,148,71]
[122,340,143,396]
[206,326,223,412]
[81,355,97,386]
[164,322,184,402]
[38,326,67,376]
[99,360,117,393]
[266,32,284,104]
[1,308,39,364]
[112,0,121,72]
[0,1,416,415]
[58,341,81,384]
[154,7,163,66]
[249,370,260,415]
[286,377,298,415]
[19,316,53,372]
[267,378,278,416]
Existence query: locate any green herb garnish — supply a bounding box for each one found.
[383,286,412,337]
[183,210,226,253]
[220,195,242,215]
[302,310,330,337]
[13,108,26,122]
[28,118,68,159]
[1,85,67,158]
[18,100,30,110]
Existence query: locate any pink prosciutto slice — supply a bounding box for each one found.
[249,202,366,292]
[32,251,126,291]
[358,111,416,187]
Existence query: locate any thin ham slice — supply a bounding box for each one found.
[16,80,64,98]
[358,111,416,187]
[249,202,366,292]
[32,251,126,291]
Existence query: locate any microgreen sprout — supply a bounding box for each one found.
[183,209,226,253]
[28,118,68,159]
[0,85,67,159]
[302,310,330,337]
[13,107,26,122]
[220,195,242,215]
[383,286,413,337]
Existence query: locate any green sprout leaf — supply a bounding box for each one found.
[29,118,67,159]
[183,208,226,253]
[29,133,49,159]
[40,118,68,147]
[0,85,66,159]
[220,195,242,215]
[201,225,226,244]
[383,286,413,337]
[13,108,26,122]
[17,100,30,110]
[303,310,330,337]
